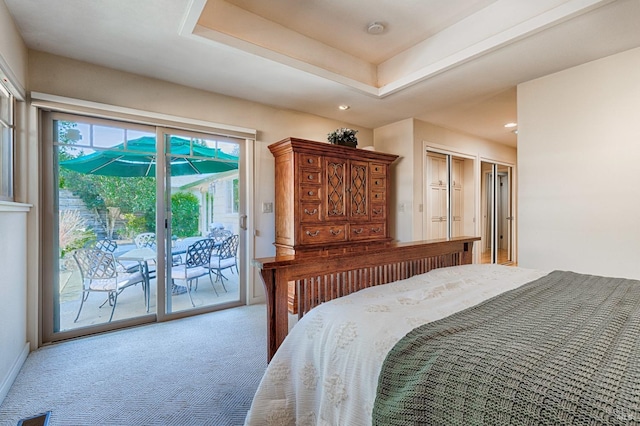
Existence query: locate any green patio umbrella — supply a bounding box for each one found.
[60,136,238,177]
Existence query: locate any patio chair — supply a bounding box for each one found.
[91,238,139,272]
[73,247,146,323]
[171,238,216,306]
[208,234,239,292]
[94,238,118,253]
[135,232,183,266]
[208,228,232,244]
[134,232,157,249]
[134,232,157,278]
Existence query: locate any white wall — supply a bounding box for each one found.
[0,1,30,406]
[374,119,414,241]
[0,0,27,90]
[0,204,30,404]
[518,47,640,279]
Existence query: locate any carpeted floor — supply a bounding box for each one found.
[0,304,267,426]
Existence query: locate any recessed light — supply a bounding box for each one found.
[367,22,385,35]
[504,122,517,128]
[338,105,350,110]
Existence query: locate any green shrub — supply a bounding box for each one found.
[120,213,148,239]
[171,192,200,237]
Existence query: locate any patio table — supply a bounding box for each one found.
[172,237,210,255]
[118,240,222,310]
[118,247,156,312]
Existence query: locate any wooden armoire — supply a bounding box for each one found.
[269,137,398,257]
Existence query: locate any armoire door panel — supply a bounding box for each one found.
[349,160,369,221]
[325,157,347,220]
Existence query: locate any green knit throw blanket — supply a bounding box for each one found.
[373,271,640,425]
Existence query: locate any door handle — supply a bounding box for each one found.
[239,215,248,231]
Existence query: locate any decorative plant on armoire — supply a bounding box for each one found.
[327,128,358,148]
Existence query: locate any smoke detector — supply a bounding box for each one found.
[367,22,385,35]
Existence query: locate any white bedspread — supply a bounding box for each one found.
[245,264,549,426]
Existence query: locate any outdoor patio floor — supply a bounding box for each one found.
[58,261,241,331]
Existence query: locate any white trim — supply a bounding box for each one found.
[30,92,257,139]
[179,0,208,38]
[423,141,476,160]
[479,156,515,168]
[0,55,26,101]
[0,342,29,405]
[181,0,613,98]
[0,201,31,212]
[379,0,615,97]
[244,138,260,304]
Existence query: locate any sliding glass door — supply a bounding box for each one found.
[163,130,243,315]
[50,114,157,332]
[43,113,246,342]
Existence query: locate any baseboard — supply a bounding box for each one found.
[0,342,30,406]
[248,295,265,305]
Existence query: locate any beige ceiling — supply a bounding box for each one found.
[220,0,496,65]
[5,0,640,147]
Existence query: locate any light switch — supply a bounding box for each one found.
[262,202,273,213]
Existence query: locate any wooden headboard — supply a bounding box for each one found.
[254,237,479,361]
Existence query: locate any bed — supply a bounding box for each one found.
[247,238,640,425]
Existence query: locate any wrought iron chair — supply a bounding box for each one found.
[208,228,232,245]
[133,232,158,278]
[208,234,239,292]
[73,248,145,322]
[170,238,216,306]
[135,232,183,266]
[134,232,157,249]
[91,238,139,272]
[94,238,118,253]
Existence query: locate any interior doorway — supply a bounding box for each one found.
[423,150,475,240]
[480,161,514,265]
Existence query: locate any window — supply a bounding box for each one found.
[0,79,14,201]
[225,178,239,214]
[232,178,239,213]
